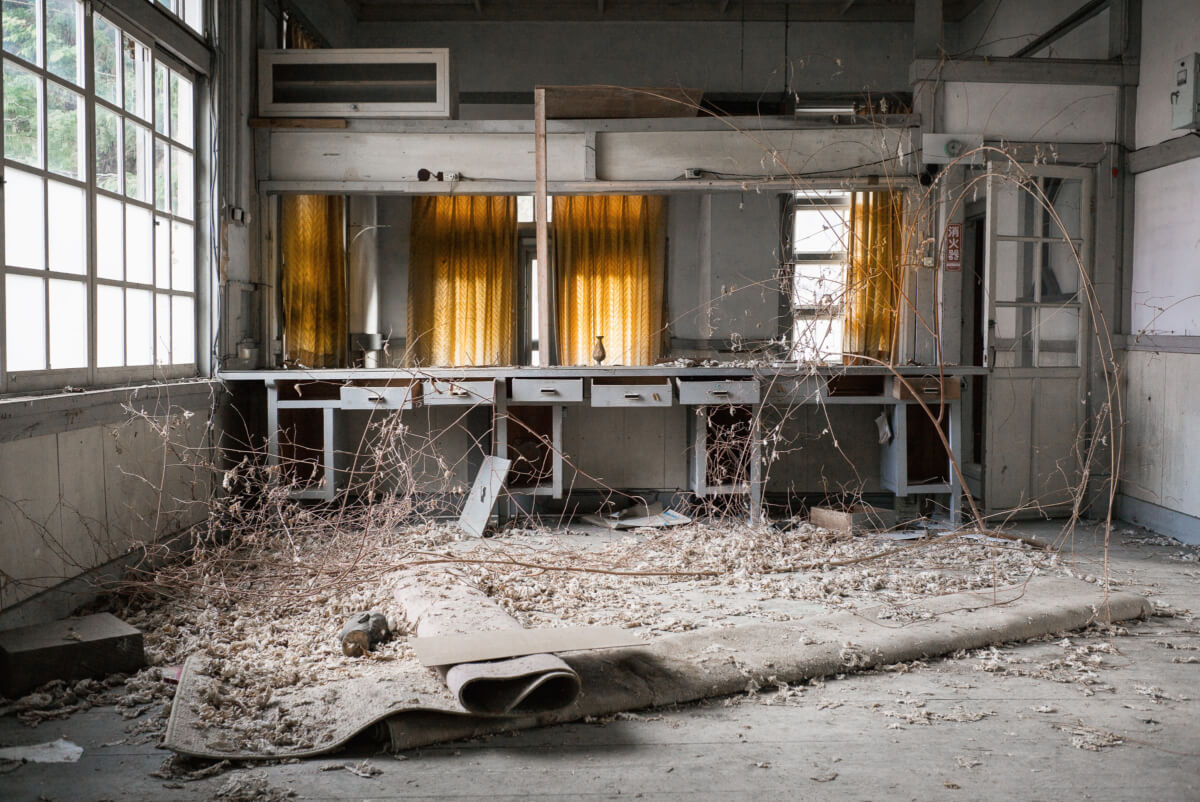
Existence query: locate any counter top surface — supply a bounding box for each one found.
[220,364,989,381]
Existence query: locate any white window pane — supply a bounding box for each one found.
[517,195,533,223]
[122,33,151,120]
[96,194,123,279]
[792,208,847,255]
[171,221,193,292]
[171,146,193,219]
[792,262,844,309]
[792,316,842,363]
[95,105,120,193]
[124,120,150,201]
[96,284,124,366]
[155,292,170,364]
[4,167,44,269]
[48,278,86,369]
[6,274,46,370]
[154,62,168,135]
[3,60,42,168]
[93,14,120,105]
[183,0,202,33]
[47,83,84,179]
[48,180,86,275]
[154,138,169,211]
[170,70,193,147]
[125,287,153,365]
[171,295,194,364]
[155,215,170,288]
[3,0,40,64]
[46,0,83,86]
[125,204,153,284]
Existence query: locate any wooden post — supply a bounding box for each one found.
[534,87,552,365]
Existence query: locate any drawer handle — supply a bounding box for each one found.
[539,387,558,394]
[711,389,730,397]
[450,387,469,396]
[369,394,386,403]
[624,392,642,399]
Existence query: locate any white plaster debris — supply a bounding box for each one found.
[0,738,83,763]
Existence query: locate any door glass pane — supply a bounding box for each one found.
[122,33,150,120]
[4,167,44,269]
[125,287,153,365]
[125,203,153,284]
[96,284,124,367]
[993,306,1033,368]
[171,146,193,218]
[171,220,194,291]
[47,82,83,178]
[124,119,150,201]
[1044,178,1083,239]
[170,70,193,146]
[95,105,120,192]
[155,215,170,287]
[4,59,41,167]
[95,194,123,279]
[48,277,86,368]
[5,273,45,371]
[47,179,85,274]
[155,292,170,364]
[1037,306,1079,368]
[1043,241,1082,300]
[171,294,194,364]
[46,0,81,85]
[993,240,1036,303]
[2,0,39,64]
[93,14,120,105]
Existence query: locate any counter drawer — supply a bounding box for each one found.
[892,376,961,402]
[340,385,414,410]
[510,378,583,403]
[420,379,496,405]
[676,379,760,405]
[590,381,673,407]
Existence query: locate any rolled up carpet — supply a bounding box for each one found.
[393,570,581,716]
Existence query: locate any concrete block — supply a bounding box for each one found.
[0,612,145,697]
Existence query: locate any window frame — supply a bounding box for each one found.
[0,0,205,394]
[785,192,850,364]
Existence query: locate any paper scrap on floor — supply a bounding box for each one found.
[581,502,690,530]
[0,738,83,763]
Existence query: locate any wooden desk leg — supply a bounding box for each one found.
[321,406,336,502]
[266,380,280,472]
[949,398,962,525]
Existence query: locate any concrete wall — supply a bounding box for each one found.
[1119,1,1200,536]
[0,385,214,612]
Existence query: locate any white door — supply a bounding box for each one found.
[983,165,1093,518]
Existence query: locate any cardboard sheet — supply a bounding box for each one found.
[412,626,644,668]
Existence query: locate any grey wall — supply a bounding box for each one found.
[348,20,912,116]
[1119,0,1200,531]
[377,195,413,363]
[949,0,1095,57]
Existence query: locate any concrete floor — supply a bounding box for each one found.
[1,521,1198,801]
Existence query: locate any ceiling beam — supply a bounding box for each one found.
[353,1,918,23]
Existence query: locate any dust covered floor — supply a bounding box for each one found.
[1,520,1198,801]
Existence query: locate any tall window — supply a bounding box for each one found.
[787,192,849,363]
[1,1,200,391]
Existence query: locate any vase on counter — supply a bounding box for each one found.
[592,335,606,366]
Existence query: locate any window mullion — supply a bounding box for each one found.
[85,1,99,387]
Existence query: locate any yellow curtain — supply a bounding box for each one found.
[281,195,347,368]
[843,191,905,365]
[407,195,517,366]
[553,195,667,366]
